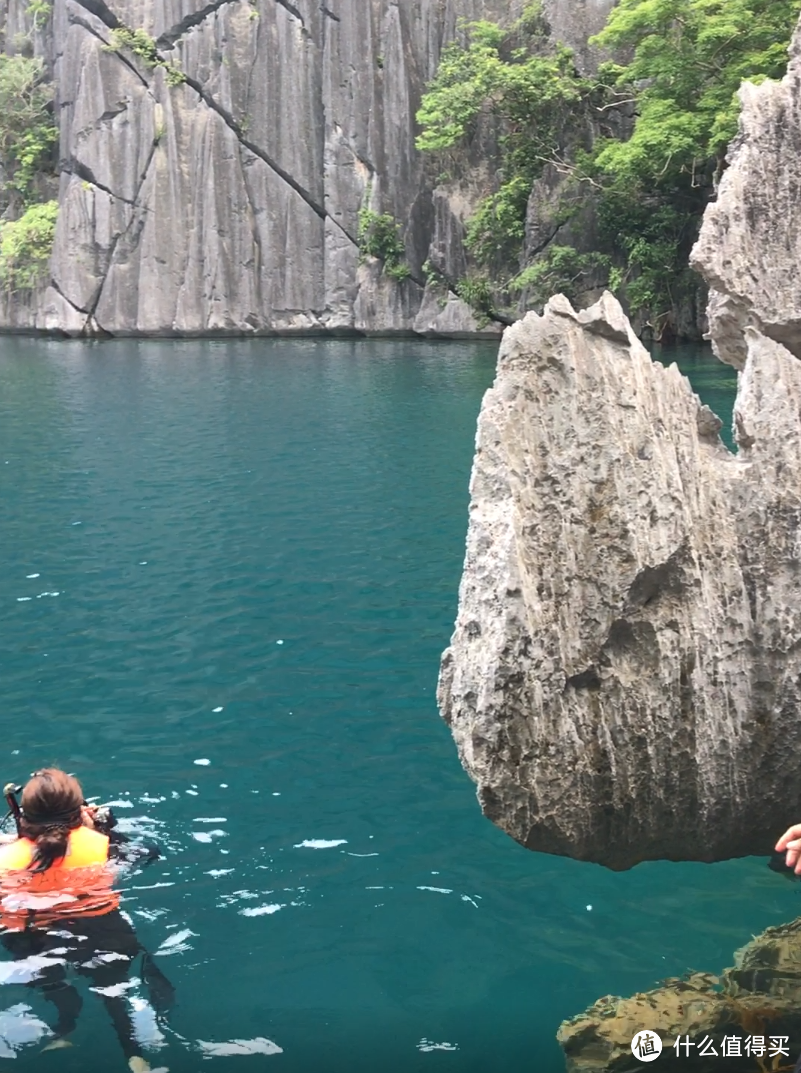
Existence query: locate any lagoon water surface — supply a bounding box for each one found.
[0,338,792,1073]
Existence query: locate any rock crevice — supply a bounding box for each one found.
[4,0,572,335]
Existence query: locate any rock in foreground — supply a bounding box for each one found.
[438,292,801,869]
[558,917,801,1072]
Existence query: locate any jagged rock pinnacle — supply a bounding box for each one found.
[438,290,801,869]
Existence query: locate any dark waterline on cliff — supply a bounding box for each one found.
[0,338,788,1073]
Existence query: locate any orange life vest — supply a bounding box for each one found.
[0,826,120,930]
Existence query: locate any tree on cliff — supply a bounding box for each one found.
[0,54,59,291]
[416,0,801,339]
[0,55,56,211]
[592,0,801,331]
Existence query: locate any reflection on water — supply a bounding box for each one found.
[0,337,792,1073]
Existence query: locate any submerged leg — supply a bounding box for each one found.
[2,928,82,1041]
[141,951,175,1018]
[74,912,149,1066]
[35,966,82,1039]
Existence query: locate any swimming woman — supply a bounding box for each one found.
[0,768,172,1071]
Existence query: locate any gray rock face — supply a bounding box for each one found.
[1,0,538,336]
[542,0,614,72]
[438,291,801,869]
[691,23,801,367]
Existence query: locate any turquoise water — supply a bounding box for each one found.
[0,338,792,1073]
[653,343,739,450]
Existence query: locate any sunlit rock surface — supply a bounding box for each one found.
[438,291,801,869]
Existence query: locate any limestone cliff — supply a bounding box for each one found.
[0,0,499,334]
[437,290,801,869]
[0,0,608,337]
[691,18,801,369]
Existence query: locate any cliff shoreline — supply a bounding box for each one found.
[0,0,620,339]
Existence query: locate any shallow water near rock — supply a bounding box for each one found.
[0,337,792,1073]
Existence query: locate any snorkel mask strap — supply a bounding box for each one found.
[3,784,22,838]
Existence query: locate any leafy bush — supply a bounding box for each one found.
[358,206,410,281]
[455,275,496,326]
[105,27,160,66]
[104,26,186,85]
[164,64,186,87]
[510,246,611,308]
[0,55,58,207]
[0,199,58,290]
[416,11,592,280]
[417,0,801,334]
[592,0,801,187]
[26,0,52,29]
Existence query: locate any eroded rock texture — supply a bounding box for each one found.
[438,291,801,869]
[0,0,618,336]
[558,915,801,1072]
[691,23,801,368]
[0,0,522,335]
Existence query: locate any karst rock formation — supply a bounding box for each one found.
[438,17,801,869]
[0,0,612,336]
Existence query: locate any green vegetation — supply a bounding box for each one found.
[105,27,159,65]
[26,0,52,30]
[358,204,411,282]
[0,54,59,292]
[0,55,57,207]
[417,7,592,277]
[455,276,495,326]
[590,0,801,331]
[104,27,186,85]
[416,0,801,337]
[593,0,801,187]
[510,246,611,309]
[0,198,58,290]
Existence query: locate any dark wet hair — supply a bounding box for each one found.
[20,768,84,873]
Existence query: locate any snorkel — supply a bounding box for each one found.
[2,784,22,838]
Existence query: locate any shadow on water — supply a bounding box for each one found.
[0,336,789,1073]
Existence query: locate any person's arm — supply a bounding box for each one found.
[775,825,801,874]
[107,827,161,865]
[82,804,161,866]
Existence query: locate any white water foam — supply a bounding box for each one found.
[239,904,285,917]
[154,929,196,957]
[417,1039,459,1052]
[198,1037,283,1057]
[129,996,168,1050]
[192,829,227,843]
[293,839,347,849]
[0,957,65,985]
[0,1004,52,1056]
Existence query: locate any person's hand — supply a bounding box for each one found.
[81,804,98,830]
[775,825,801,874]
